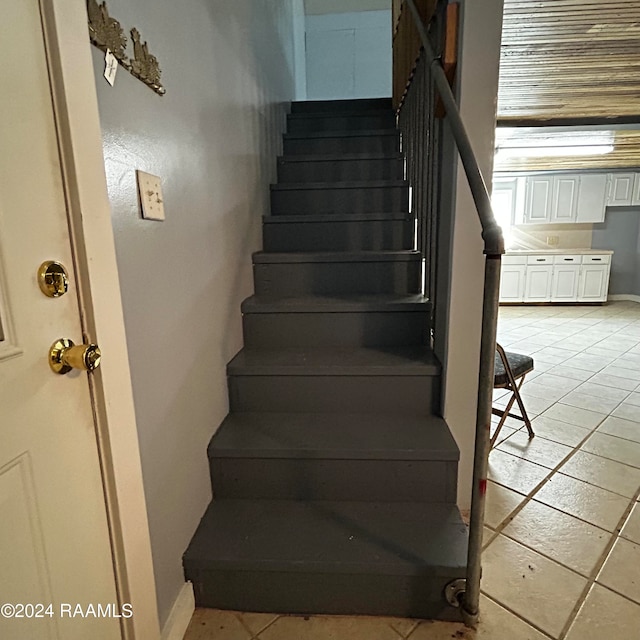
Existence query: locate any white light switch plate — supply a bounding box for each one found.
[136,170,165,221]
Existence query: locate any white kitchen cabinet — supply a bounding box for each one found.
[576,174,608,223]
[550,176,579,223]
[607,173,635,206]
[523,175,579,224]
[500,253,612,304]
[578,265,610,301]
[491,177,517,228]
[524,177,554,223]
[500,265,526,302]
[577,255,611,302]
[632,173,640,206]
[524,265,553,302]
[551,265,580,301]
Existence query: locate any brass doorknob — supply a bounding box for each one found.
[49,338,101,374]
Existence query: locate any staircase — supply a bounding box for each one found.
[183,98,468,620]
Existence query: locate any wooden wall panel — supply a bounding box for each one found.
[392,0,438,109]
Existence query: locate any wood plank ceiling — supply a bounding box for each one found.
[496,0,640,171]
[498,0,640,124]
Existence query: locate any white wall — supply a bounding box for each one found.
[440,0,505,510]
[305,10,392,100]
[305,0,391,14]
[90,0,295,628]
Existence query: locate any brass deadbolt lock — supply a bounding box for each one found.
[38,261,69,297]
[49,338,101,375]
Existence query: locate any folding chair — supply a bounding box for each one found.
[491,343,535,448]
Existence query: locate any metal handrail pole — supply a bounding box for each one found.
[403,0,505,626]
[462,255,501,625]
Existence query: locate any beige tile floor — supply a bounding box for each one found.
[184,301,640,640]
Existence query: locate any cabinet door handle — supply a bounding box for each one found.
[592,258,602,261]
[536,258,545,262]
[563,258,574,261]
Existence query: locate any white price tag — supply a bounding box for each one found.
[104,49,118,86]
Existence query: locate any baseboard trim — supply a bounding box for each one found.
[161,582,195,640]
[608,294,640,303]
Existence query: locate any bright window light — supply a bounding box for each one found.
[495,144,614,160]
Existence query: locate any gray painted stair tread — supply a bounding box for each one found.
[278,153,403,162]
[241,294,430,313]
[253,250,420,263]
[291,98,392,111]
[271,180,408,191]
[284,129,399,140]
[210,413,459,461]
[288,110,394,120]
[263,212,412,223]
[227,346,440,376]
[184,499,467,575]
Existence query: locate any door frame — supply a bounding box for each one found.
[40,2,160,638]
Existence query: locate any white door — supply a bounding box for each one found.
[0,1,120,639]
[499,265,526,302]
[551,265,580,302]
[524,266,553,302]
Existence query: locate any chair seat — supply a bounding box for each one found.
[494,351,534,387]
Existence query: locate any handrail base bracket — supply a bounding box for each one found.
[444,578,466,608]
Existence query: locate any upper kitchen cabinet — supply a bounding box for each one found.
[576,174,608,223]
[491,176,526,228]
[523,175,579,224]
[523,176,553,223]
[607,173,635,206]
[551,176,579,222]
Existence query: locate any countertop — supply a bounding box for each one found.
[505,248,614,255]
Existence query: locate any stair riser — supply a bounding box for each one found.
[277,157,404,183]
[243,312,430,348]
[291,98,392,113]
[253,261,421,296]
[263,220,413,252]
[284,135,399,156]
[287,113,396,133]
[187,569,463,620]
[271,185,408,215]
[228,375,439,414]
[211,459,457,502]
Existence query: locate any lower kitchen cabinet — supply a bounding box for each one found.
[578,265,610,301]
[500,254,611,303]
[499,264,526,302]
[524,266,553,302]
[551,264,580,302]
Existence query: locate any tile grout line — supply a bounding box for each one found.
[243,613,281,639]
[477,592,555,640]
[556,484,640,640]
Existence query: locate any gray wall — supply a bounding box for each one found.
[91,0,295,628]
[592,209,640,295]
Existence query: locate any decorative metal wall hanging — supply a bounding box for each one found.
[87,0,127,63]
[129,28,166,95]
[86,0,166,96]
